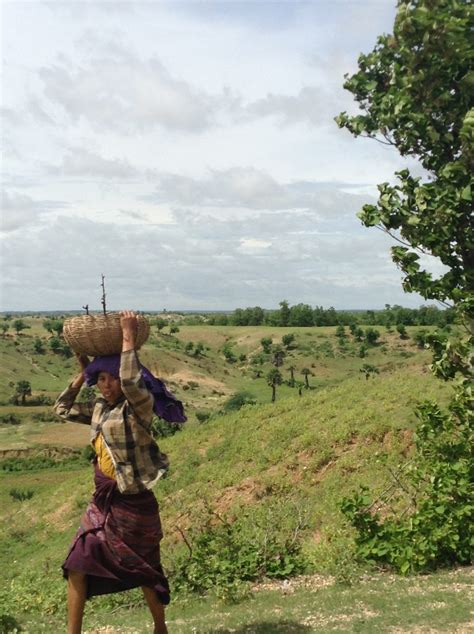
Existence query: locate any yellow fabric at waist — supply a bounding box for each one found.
[93,433,116,479]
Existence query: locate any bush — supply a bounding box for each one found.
[0,414,20,425]
[151,416,182,438]
[341,391,473,574]
[396,324,409,339]
[81,444,96,463]
[9,488,34,501]
[0,453,83,472]
[196,411,211,424]
[413,330,429,349]
[365,328,380,346]
[0,613,22,632]
[171,502,308,597]
[222,391,256,412]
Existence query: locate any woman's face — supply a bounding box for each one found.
[97,371,123,404]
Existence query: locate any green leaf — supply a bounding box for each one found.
[460,185,471,201]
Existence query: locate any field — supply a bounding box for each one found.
[0,316,471,633]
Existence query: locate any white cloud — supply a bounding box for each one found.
[1,0,432,311]
[38,50,227,133]
[0,191,65,233]
[247,86,339,128]
[239,238,273,252]
[47,148,139,181]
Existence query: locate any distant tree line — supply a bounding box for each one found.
[204,301,454,328]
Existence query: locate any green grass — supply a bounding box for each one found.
[7,566,473,633]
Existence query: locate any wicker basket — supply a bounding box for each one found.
[63,313,150,356]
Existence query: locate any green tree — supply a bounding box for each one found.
[337,0,473,573]
[0,323,8,337]
[154,318,167,331]
[222,343,237,364]
[42,318,54,334]
[360,364,379,381]
[33,338,45,354]
[301,368,312,389]
[266,368,283,403]
[287,365,296,387]
[13,319,28,335]
[396,323,409,339]
[223,391,256,412]
[260,337,273,354]
[413,330,429,349]
[194,342,205,357]
[336,0,473,310]
[49,337,62,354]
[365,328,380,346]
[170,324,180,334]
[282,333,296,349]
[336,324,346,339]
[271,344,286,368]
[185,341,194,355]
[15,380,32,405]
[51,319,64,336]
[279,300,290,327]
[349,322,358,336]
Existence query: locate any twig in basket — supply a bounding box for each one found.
[100,274,107,315]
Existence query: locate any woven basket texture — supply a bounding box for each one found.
[63,314,150,356]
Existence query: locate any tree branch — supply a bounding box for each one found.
[360,133,396,147]
[375,225,430,255]
[100,274,107,316]
[175,525,193,559]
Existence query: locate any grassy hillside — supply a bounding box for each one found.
[1,318,469,631]
[0,317,437,429]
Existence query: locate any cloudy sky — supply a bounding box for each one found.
[1,0,435,312]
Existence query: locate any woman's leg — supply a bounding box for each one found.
[67,570,87,634]
[141,586,168,634]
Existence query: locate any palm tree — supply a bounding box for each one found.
[15,380,32,405]
[288,365,296,387]
[360,364,379,381]
[272,345,286,367]
[266,368,283,402]
[301,368,312,389]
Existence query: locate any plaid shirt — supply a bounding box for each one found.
[54,349,169,494]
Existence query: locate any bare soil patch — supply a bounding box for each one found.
[33,423,90,447]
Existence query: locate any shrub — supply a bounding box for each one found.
[9,488,34,501]
[396,324,409,339]
[196,411,211,424]
[341,392,473,574]
[171,502,308,596]
[282,333,296,349]
[365,328,380,346]
[82,444,96,463]
[0,613,22,633]
[222,391,256,412]
[33,337,45,354]
[151,416,182,438]
[0,413,20,425]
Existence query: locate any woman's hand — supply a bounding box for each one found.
[120,310,137,352]
[76,353,90,372]
[71,353,89,389]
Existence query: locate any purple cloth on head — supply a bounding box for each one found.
[85,354,186,424]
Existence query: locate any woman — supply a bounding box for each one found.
[54,311,186,634]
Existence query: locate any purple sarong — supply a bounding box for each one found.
[62,463,170,604]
